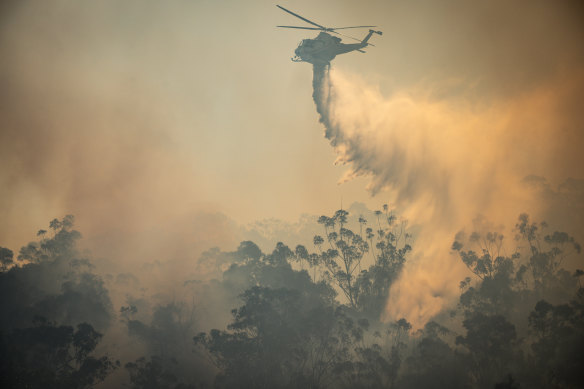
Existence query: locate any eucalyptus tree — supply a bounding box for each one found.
[452,214,583,388]
[0,216,112,331]
[307,206,411,316]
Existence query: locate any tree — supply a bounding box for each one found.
[0,216,112,331]
[125,302,197,359]
[451,214,584,388]
[337,317,411,389]
[309,207,411,316]
[0,317,118,388]
[453,214,581,319]
[456,313,519,389]
[311,209,368,308]
[515,214,581,299]
[195,286,339,389]
[121,299,206,387]
[194,228,415,389]
[527,299,584,388]
[17,215,81,264]
[0,247,13,272]
[197,241,263,278]
[399,322,469,389]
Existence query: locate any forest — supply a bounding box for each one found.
[0,208,582,389]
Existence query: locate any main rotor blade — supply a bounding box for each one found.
[330,26,376,30]
[277,5,326,29]
[277,25,322,30]
[330,30,376,46]
[329,30,362,43]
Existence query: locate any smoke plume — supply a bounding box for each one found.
[311,64,584,327]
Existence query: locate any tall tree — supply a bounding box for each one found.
[0,216,112,331]
[310,207,411,316]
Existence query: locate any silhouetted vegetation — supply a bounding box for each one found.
[0,318,118,388]
[0,211,582,388]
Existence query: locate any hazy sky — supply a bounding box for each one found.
[1,0,387,250]
[1,1,583,323]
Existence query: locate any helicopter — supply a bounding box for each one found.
[277,5,382,66]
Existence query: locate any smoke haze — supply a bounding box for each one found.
[0,0,380,264]
[1,0,584,332]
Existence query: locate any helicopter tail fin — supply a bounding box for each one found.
[361,29,382,45]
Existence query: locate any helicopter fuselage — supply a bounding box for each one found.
[276,5,382,65]
[292,31,374,65]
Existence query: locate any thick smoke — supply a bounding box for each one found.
[0,1,251,271]
[312,64,584,327]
